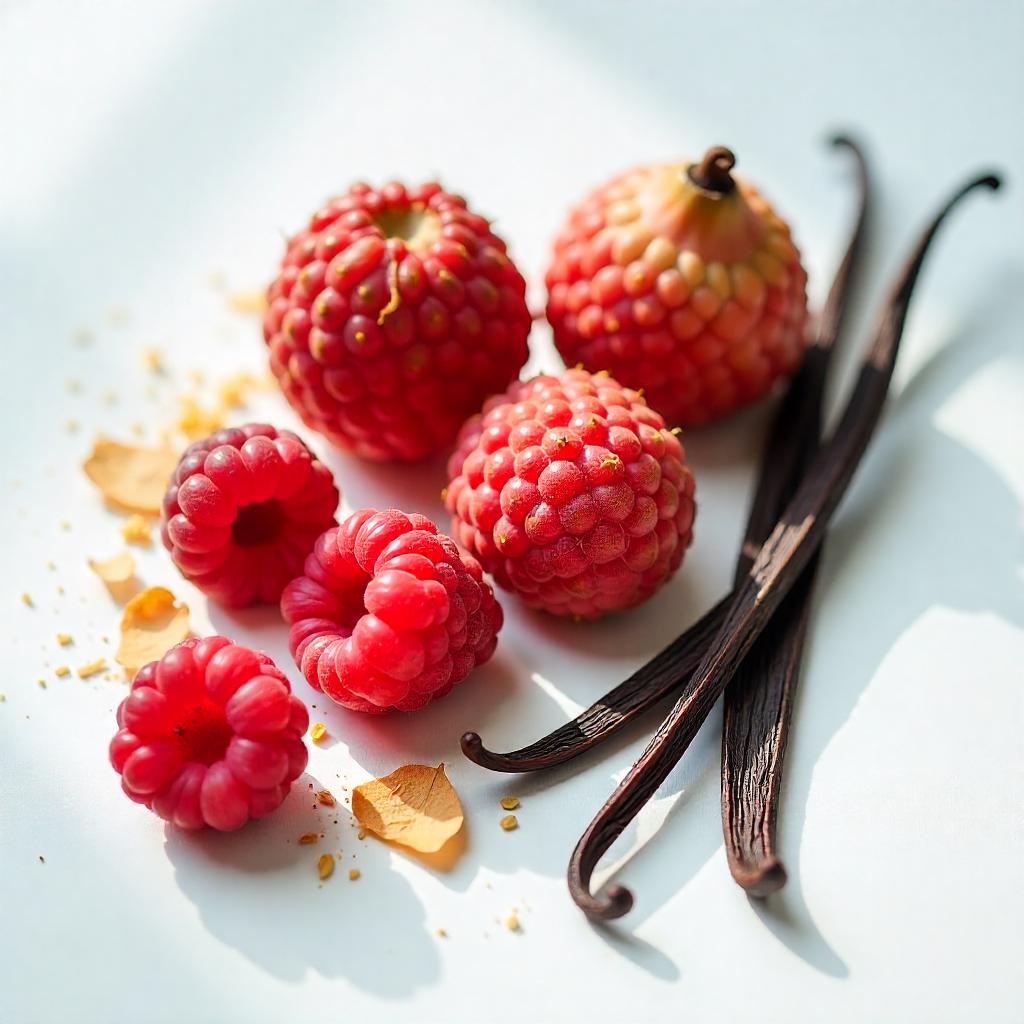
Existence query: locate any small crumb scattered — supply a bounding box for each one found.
[348,869,361,881]
[37,679,47,690]
[77,658,107,679]
[120,515,152,546]
[504,912,521,932]
[0,694,6,702]
[38,855,45,864]
[357,828,367,840]
[142,347,164,373]
[21,593,33,607]
[46,561,56,571]
[436,927,448,938]
[187,369,205,386]
[102,390,118,406]
[500,814,519,832]
[73,328,94,347]
[57,586,65,596]
[60,521,71,531]
[106,306,131,327]
[317,854,335,881]
[56,633,73,647]
[54,666,70,678]
[311,722,327,744]
[316,789,336,807]
[65,419,80,434]
[298,832,319,846]
[499,796,520,811]
[66,379,82,395]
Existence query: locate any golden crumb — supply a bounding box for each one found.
[77,658,107,679]
[57,586,65,596]
[177,395,223,441]
[0,694,6,702]
[317,854,335,881]
[21,592,33,607]
[227,290,267,316]
[56,633,73,646]
[46,561,56,571]
[504,912,521,932]
[66,379,82,395]
[142,347,164,373]
[311,722,328,744]
[499,814,519,832]
[499,796,520,811]
[60,521,70,531]
[348,869,361,881]
[298,833,319,846]
[316,789,336,807]
[120,515,152,546]
[73,328,95,347]
[436,927,448,938]
[54,666,70,678]
[65,419,80,434]
[357,828,367,840]
[37,679,47,689]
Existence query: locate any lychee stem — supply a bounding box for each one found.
[688,146,737,194]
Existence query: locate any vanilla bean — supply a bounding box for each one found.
[461,136,868,775]
[721,137,870,896]
[568,170,1001,920]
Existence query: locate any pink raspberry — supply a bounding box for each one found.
[160,423,339,607]
[110,637,309,831]
[281,509,503,713]
[445,368,696,619]
[263,180,532,461]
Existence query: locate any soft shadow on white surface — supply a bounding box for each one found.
[164,774,441,995]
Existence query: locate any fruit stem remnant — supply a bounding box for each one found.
[688,145,738,195]
[460,136,869,777]
[567,167,1002,920]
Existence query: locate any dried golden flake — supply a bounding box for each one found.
[177,395,223,441]
[504,912,521,932]
[88,551,138,601]
[116,587,190,678]
[54,666,70,678]
[316,789,336,807]
[21,593,33,607]
[348,868,361,881]
[317,854,335,881]
[77,658,107,679]
[56,633,73,646]
[227,289,267,315]
[352,763,464,855]
[216,372,261,409]
[0,694,6,702]
[499,814,519,832]
[499,796,520,811]
[83,438,179,515]
[357,828,367,840]
[298,832,320,846]
[120,515,153,547]
[37,679,47,689]
[311,722,328,744]
[436,927,448,938]
[142,347,164,373]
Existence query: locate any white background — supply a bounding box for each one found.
[2,2,1022,1021]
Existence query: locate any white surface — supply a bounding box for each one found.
[2,2,1023,1021]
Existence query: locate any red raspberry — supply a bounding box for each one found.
[281,509,503,713]
[445,368,696,619]
[110,637,309,831]
[160,423,339,608]
[263,181,532,461]
[545,147,809,426]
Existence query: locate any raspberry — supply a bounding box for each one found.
[160,423,339,608]
[445,368,696,619]
[545,147,809,426]
[281,509,503,713]
[263,181,532,461]
[110,637,309,831]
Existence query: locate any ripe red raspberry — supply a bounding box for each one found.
[545,147,809,426]
[110,637,309,831]
[160,423,339,608]
[281,509,503,713]
[263,181,532,461]
[445,369,696,619]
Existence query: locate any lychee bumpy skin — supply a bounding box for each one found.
[281,509,503,713]
[110,637,309,831]
[160,423,339,607]
[445,368,696,619]
[264,181,532,461]
[546,147,809,426]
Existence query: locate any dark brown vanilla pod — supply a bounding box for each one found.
[568,170,1002,920]
[721,135,871,897]
[461,136,869,777]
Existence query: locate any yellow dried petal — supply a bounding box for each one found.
[120,515,152,547]
[352,763,464,855]
[83,438,178,515]
[88,551,138,602]
[77,658,107,679]
[499,796,520,811]
[317,854,335,880]
[499,814,519,832]
[116,587,190,678]
[311,722,327,744]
